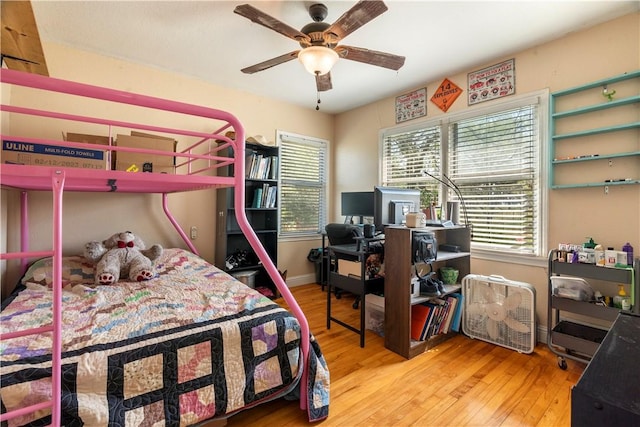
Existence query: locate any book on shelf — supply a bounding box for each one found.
[411,294,464,341]
[449,293,464,332]
[441,294,459,333]
[245,152,278,180]
[252,188,263,208]
[251,185,277,208]
[411,304,431,341]
[269,156,278,180]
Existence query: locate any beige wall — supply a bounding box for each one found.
[333,13,640,330]
[1,42,333,293]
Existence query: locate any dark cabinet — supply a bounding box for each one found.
[215,142,280,298]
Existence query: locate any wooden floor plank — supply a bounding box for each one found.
[227,284,580,426]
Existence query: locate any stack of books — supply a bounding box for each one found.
[246,153,278,180]
[410,293,464,341]
[251,184,277,208]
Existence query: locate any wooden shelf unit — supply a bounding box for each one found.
[384,225,471,359]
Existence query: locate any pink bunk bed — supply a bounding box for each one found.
[0,69,329,425]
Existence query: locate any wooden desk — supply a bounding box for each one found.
[571,312,640,426]
[326,239,384,347]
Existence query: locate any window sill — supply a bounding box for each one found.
[471,248,548,268]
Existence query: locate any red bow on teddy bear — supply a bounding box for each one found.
[117,241,135,248]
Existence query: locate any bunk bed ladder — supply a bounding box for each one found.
[0,171,65,425]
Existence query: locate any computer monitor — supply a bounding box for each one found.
[374,186,421,230]
[341,191,374,224]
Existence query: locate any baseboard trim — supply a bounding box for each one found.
[284,273,318,288]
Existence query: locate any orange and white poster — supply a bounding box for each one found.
[430,78,462,113]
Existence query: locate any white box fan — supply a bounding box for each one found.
[462,274,536,354]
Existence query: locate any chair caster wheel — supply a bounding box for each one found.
[558,357,567,370]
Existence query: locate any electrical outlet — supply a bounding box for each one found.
[190,226,197,240]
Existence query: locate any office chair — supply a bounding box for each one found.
[325,223,363,309]
[325,223,362,246]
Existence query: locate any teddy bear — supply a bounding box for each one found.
[83,231,163,285]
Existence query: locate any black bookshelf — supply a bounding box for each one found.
[215,142,280,298]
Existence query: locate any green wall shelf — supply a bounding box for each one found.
[549,70,640,189]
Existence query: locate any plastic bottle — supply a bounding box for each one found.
[594,244,605,267]
[614,284,628,309]
[622,242,634,266]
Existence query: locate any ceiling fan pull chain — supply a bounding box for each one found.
[316,75,321,111]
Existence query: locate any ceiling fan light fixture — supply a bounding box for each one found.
[298,46,338,76]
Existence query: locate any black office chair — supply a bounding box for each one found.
[325,223,362,246]
[325,223,363,308]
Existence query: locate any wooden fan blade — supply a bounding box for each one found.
[335,45,405,70]
[316,73,332,92]
[234,4,310,44]
[241,50,300,74]
[324,0,388,42]
[1,0,49,76]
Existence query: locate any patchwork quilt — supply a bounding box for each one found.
[0,249,329,425]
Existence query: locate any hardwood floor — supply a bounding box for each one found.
[227,284,585,426]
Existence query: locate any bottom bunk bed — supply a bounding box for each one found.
[0,248,330,425]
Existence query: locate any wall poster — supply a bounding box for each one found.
[431,78,462,113]
[468,58,515,105]
[395,88,427,123]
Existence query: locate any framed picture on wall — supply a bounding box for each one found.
[395,88,427,123]
[468,59,515,105]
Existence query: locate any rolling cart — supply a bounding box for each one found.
[547,249,639,369]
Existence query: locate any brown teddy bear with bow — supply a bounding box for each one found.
[84,231,163,285]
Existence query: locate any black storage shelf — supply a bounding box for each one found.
[215,142,280,298]
[550,320,607,358]
[551,260,633,284]
[551,296,620,322]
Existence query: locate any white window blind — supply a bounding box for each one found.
[381,125,441,207]
[278,132,328,237]
[449,105,539,254]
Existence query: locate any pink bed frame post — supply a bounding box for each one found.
[232,135,310,411]
[50,170,65,426]
[20,191,29,274]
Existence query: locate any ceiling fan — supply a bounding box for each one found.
[234,1,405,96]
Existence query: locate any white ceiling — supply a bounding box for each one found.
[31,1,639,114]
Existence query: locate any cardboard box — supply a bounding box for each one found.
[2,139,107,169]
[65,132,113,169]
[338,259,362,278]
[65,132,111,147]
[115,132,176,174]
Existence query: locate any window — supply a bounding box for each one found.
[381,91,547,258]
[381,124,441,208]
[277,131,328,237]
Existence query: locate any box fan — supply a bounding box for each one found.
[462,274,536,354]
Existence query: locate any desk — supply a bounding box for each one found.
[571,312,640,426]
[326,238,384,347]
